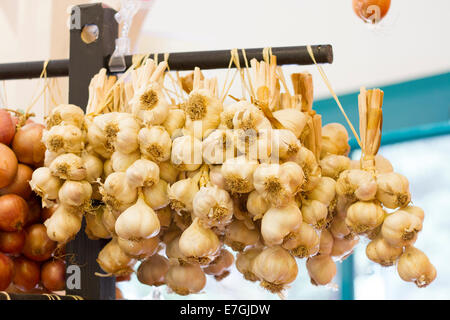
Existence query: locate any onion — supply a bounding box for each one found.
[22,224,56,262]
[0,143,18,188]
[0,253,14,291]
[0,164,33,199]
[0,194,28,231]
[25,196,42,226]
[0,109,15,145]
[353,0,390,24]
[12,123,45,167]
[41,259,65,291]
[13,256,40,291]
[0,230,26,254]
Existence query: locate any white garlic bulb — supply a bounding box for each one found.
[397,246,436,288]
[97,238,136,276]
[117,236,160,260]
[220,100,248,129]
[158,161,179,184]
[381,209,422,248]
[273,109,309,139]
[282,222,319,258]
[366,236,403,266]
[163,108,186,138]
[209,165,226,189]
[29,167,62,205]
[261,202,302,246]
[336,169,377,201]
[142,179,169,210]
[81,152,103,183]
[271,129,301,160]
[100,172,138,211]
[376,172,411,209]
[286,146,321,191]
[168,177,199,213]
[320,123,350,158]
[111,150,140,172]
[236,247,263,282]
[221,156,258,193]
[46,104,85,129]
[246,190,270,220]
[306,255,337,286]
[43,124,84,154]
[125,159,160,188]
[132,82,170,126]
[165,263,206,295]
[184,89,222,138]
[224,219,260,252]
[138,126,172,163]
[171,135,203,171]
[58,180,92,212]
[192,185,233,227]
[49,153,87,181]
[202,129,235,164]
[44,205,82,243]
[320,154,351,180]
[301,199,328,229]
[306,176,336,207]
[346,201,385,234]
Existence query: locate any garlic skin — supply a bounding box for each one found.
[209,165,225,189]
[246,190,270,220]
[306,255,337,286]
[261,203,302,246]
[82,152,103,183]
[331,237,359,260]
[103,160,114,179]
[273,109,308,139]
[143,179,169,210]
[224,219,260,252]
[402,205,425,223]
[159,161,179,184]
[43,124,84,154]
[137,254,170,286]
[366,236,403,266]
[221,156,258,193]
[132,83,170,126]
[44,205,82,243]
[114,116,140,154]
[381,209,422,248]
[320,123,350,158]
[376,172,411,209]
[271,129,301,160]
[204,249,234,278]
[168,177,199,213]
[184,89,222,138]
[192,185,233,227]
[202,129,235,164]
[97,238,136,276]
[397,246,436,288]
[46,104,85,128]
[346,201,385,234]
[165,236,185,262]
[85,207,112,240]
[301,199,328,229]
[286,146,321,191]
[252,246,298,293]
[100,172,138,212]
[125,159,160,188]
[101,206,117,236]
[49,153,87,181]
[319,229,334,255]
[282,222,319,258]
[171,135,203,171]
[115,196,161,241]
[178,218,220,265]
[320,155,350,180]
[330,215,353,239]
[375,154,394,173]
[44,149,62,167]
[117,236,159,260]
[111,150,140,172]
[336,169,377,201]
[138,126,172,163]
[58,180,92,212]
[163,108,186,138]
[306,177,336,207]
[29,167,62,204]
[86,119,112,159]
[166,263,206,295]
[236,247,263,282]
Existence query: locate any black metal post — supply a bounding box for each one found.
[66,3,117,300]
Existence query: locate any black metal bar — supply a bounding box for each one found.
[66,3,117,300]
[0,45,333,80]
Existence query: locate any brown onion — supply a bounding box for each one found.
[12,123,45,167]
[0,109,15,145]
[0,194,28,231]
[0,253,14,290]
[41,259,65,291]
[22,224,56,262]
[0,143,18,188]
[0,164,33,199]
[13,256,40,291]
[0,230,26,254]
[25,196,42,226]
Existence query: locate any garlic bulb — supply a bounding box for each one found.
[192,185,233,227]
[202,129,235,164]
[168,177,199,213]
[103,159,114,179]
[346,201,385,234]
[246,190,270,220]
[381,209,422,247]
[29,167,62,204]
[166,263,206,295]
[397,246,436,288]
[156,206,173,229]
[320,154,350,180]
[100,172,137,212]
[261,203,302,246]
[306,255,337,286]
[101,206,117,236]
[165,236,185,262]
[221,156,258,193]
[115,196,160,240]
[376,172,411,209]
[252,246,298,293]
[301,199,328,229]
[319,229,334,255]
[236,247,263,282]
[111,150,140,172]
[97,238,136,275]
[117,236,159,260]
[330,215,353,239]
[171,135,203,171]
[366,236,403,266]
[49,153,87,180]
[224,219,260,252]
[86,119,112,159]
[132,82,170,126]
[273,109,309,139]
[184,89,222,138]
[159,161,179,184]
[178,218,220,265]
[82,152,103,183]
[137,254,170,286]
[125,159,159,188]
[209,165,225,189]
[43,124,84,154]
[85,206,111,240]
[138,126,172,163]
[44,205,82,243]
[220,100,247,129]
[204,249,234,279]
[114,116,140,154]
[286,146,321,191]
[331,237,359,260]
[44,149,62,167]
[402,205,425,223]
[320,123,350,158]
[272,129,301,160]
[306,177,336,207]
[282,222,319,258]
[46,104,85,128]
[163,108,186,138]
[336,169,377,201]
[58,180,92,212]
[142,179,169,210]
[375,154,394,173]
[253,162,304,207]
